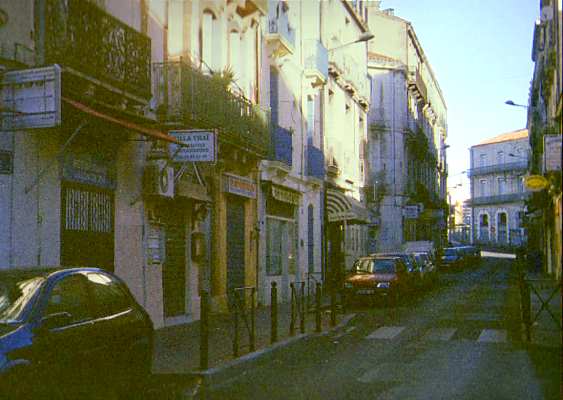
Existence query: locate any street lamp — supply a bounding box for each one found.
[505,100,528,108]
[328,32,374,52]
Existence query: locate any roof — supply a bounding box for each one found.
[367,52,401,63]
[474,129,528,146]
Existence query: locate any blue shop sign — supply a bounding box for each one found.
[62,153,116,189]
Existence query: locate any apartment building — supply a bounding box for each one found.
[363,5,448,253]
[468,129,530,247]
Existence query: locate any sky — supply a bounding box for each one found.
[379,0,540,203]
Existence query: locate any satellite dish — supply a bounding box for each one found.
[540,6,553,22]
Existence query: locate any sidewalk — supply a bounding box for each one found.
[152,299,344,375]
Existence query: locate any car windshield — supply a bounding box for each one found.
[444,248,457,256]
[355,259,396,274]
[0,276,44,324]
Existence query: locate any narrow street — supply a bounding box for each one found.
[206,256,561,400]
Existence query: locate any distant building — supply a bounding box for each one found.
[468,129,530,247]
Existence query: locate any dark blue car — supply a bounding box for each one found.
[0,267,153,399]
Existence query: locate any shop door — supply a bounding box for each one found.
[61,182,114,271]
[227,196,246,305]
[163,215,187,318]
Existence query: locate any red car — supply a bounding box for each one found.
[344,256,414,305]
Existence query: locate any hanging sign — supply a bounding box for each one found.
[169,129,216,162]
[1,64,61,130]
[224,173,256,198]
[523,175,549,192]
[271,185,300,205]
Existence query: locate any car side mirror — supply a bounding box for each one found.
[39,311,73,332]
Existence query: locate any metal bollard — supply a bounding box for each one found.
[290,282,296,336]
[250,287,256,352]
[233,294,239,357]
[330,282,337,327]
[315,282,322,333]
[300,282,306,334]
[271,282,278,344]
[200,289,209,370]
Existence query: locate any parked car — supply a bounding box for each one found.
[412,252,438,287]
[0,267,154,399]
[374,253,423,290]
[441,247,463,269]
[457,245,481,266]
[344,256,414,305]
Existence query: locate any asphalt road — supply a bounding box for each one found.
[206,256,561,400]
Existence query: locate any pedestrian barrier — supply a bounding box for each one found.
[290,282,306,336]
[518,267,562,342]
[231,286,256,357]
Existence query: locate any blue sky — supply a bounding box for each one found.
[379,0,539,201]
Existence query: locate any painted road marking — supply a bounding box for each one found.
[366,326,405,340]
[422,328,457,341]
[477,329,507,343]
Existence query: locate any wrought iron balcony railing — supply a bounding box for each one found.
[0,42,35,67]
[469,192,530,206]
[267,11,295,49]
[153,60,271,157]
[304,40,328,82]
[44,0,151,99]
[272,125,293,167]
[467,161,528,176]
[307,146,325,179]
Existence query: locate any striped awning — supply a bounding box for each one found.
[327,189,369,224]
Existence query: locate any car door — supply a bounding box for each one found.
[33,273,97,396]
[84,272,152,386]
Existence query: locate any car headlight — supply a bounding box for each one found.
[344,282,353,289]
[376,282,390,289]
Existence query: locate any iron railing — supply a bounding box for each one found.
[307,146,325,179]
[43,0,151,99]
[231,286,256,357]
[0,42,35,66]
[153,60,271,157]
[272,125,293,166]
[469,192,530,205]
[467,161,528,177]
[268,13,295,49]
[289,282,306,336]
[304,39,328,80]
[307,272,323,310]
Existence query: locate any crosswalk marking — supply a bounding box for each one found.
[366,326,405,339]
[477,329,507,343]
[422,328,457,341]
[364,326,508,344]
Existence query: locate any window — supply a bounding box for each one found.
[86,273,132,317]
[496,151,504,165]
[479,154,486,167]
[46,275,92,324]
[479,179,487,196]
[201,12,215,71]
[498,178,506,194]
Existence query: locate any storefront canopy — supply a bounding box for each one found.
[327,189,369,224]
[63,97,184,145]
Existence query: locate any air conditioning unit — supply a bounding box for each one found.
[143,160,174,198]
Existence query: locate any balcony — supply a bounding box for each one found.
[408,68,427,104]
[153,61,270,157]
[303,40,328,87]
[272,125,293,167]
[469,192,530,206]
[467,161,528,177]
[266,11,295,58]
[44,0,151,100]
[307,146,325,180]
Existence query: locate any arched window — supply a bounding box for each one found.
[201,11,216,72]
